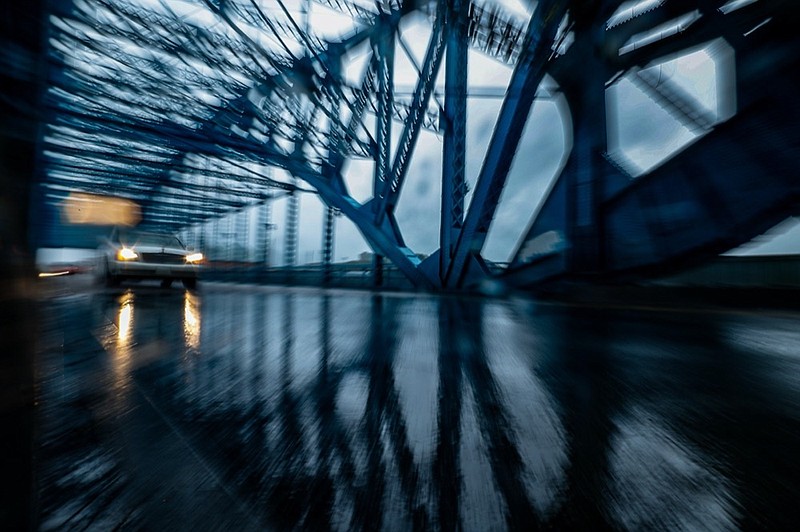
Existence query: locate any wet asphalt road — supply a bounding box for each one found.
[30,277,800,530]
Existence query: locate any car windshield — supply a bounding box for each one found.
[118,231,184,248]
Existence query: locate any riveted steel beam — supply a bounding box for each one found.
[445,0,569,288]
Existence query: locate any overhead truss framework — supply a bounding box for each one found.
[40,0,800,290]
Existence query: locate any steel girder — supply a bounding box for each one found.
[375,0,448,225]
[442,0,569,288]
[438,0,469,279]
[506,0,800,288]
[39,0,800,289]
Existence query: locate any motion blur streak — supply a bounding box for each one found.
[61,192,141,226]
[37,271,70,278]
[116,292,134,345]
[183,291,201,351]
[32,281,800,530]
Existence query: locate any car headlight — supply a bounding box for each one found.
[116,248,138,261]
[185,252,204,264]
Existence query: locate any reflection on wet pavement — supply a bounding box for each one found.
[34,283,800,530]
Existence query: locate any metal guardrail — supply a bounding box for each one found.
[201,263,416,291]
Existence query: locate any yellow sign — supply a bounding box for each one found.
[61,192,141,226]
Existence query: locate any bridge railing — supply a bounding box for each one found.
[201,262,415,291]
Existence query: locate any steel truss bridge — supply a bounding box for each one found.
[37,0,800,290]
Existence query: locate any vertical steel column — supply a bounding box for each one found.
[284,186,299,269]
[373,254,384,288]
[372,16,395,288]
[445,0,567,288]
[322,206,335,286]
[567,23,608,275]
[377,1,447,224]
[227,213,235,262]
[568,108,605,273]
[198,224,204,251]
[236,208,248,263]
[440,0,468,282]
[260,199,273,268]
[199,163,209,253]
[213,216,221,262]
[323,49,341,287]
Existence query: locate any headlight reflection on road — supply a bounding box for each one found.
[184,291,201,351]
[114,291,135,389]
[117,292,134,345]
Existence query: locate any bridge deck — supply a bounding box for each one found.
[6,276,800,529]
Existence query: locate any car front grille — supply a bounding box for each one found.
[139,252,185,265]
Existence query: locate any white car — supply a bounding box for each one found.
[98,228,203,288]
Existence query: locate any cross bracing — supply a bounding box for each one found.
[39,0,800,290]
